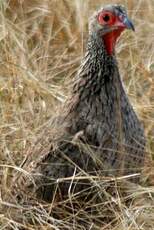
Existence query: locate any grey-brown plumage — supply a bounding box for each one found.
[17,4,145,202]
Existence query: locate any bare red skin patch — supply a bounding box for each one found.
[103,28,124,55]
[98,11,126,55]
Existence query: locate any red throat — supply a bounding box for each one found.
[103,28,124,55]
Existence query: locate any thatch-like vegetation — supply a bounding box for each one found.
[0,0,153,229]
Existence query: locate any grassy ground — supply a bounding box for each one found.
[0,0,153,229]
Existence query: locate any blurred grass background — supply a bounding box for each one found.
[0,0,153,229]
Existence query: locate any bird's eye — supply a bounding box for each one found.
[98,11,114,25]
[103,14,110,22]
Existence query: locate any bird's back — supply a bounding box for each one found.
[15,4,146,202]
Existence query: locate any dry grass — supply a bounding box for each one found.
[0,0,154,229]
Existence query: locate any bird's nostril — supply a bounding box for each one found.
[119,14,125,22]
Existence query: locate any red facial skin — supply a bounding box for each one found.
[98,11,126,55]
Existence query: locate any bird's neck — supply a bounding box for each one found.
[72,33,122,96]
[65,33,127,130]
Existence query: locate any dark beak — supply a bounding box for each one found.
[123,16,135,31]
[115,14,135,32]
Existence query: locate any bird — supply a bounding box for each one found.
[16,4,146,202]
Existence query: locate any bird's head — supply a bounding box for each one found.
[89,4,135,55]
